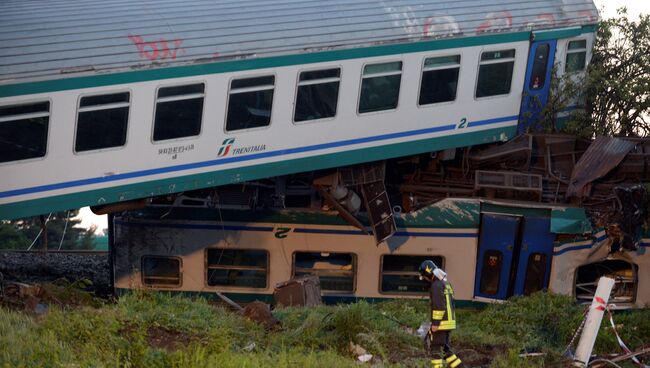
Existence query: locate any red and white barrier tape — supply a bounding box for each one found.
[606,306,647,368]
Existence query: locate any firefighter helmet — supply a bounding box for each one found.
[418,260,437,279]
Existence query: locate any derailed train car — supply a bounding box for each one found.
[112,198,649,308]
[0,0,598,220]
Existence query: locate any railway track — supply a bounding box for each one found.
[1,249,108,256]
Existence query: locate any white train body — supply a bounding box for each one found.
[0,1,598,219]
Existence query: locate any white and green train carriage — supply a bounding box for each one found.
[112,197,650,309]
[1,0,598,220]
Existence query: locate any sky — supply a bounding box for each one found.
[594,0,648,20]
[76,0,649,234]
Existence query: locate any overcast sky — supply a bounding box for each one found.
[76,0,649,233]
[594,0,648,19]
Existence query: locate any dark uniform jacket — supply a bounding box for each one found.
[429,278,456,330]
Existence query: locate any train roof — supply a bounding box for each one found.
[0,0,598,85]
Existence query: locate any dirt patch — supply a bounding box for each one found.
[146,326,200,351]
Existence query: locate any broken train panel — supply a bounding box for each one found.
[550,230,650,309]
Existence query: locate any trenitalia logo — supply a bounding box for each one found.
[217,138,235,157]
[217,138,267,157]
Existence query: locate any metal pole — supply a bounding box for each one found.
[573,276,616,367]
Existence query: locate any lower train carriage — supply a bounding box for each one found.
[113,199,650,308]
[0,1,598,220]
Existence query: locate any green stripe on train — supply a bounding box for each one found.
[0,25,597,98]
[0,126,516,220]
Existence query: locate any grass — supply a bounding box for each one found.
[1,290,649,367]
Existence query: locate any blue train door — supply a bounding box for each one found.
[474,214,555,300]
[512,217,555,296]
[518,40,557,134]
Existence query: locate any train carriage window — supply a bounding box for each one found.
[142,256,182,287]
[566,40,587,73]
[206,249,268,288]
[476,49,515,98]
[529,44,550,90]
[419,55,460,105]
[294,68,340,122]
[153,83,204,141]
[359,61,402,113]
[226,76,275,131]
[522,252,547,295]
[381,255,444,294]
[479,250,503,295]
[0,101,49,163]
[293,252,355,292]
[75,92,129,152]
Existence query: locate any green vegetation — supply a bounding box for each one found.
[0,210,96,250]
[1,291,649,367]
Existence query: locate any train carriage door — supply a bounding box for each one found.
[474,214,520,300]
[518,40,557,134]
[512,217,554,296]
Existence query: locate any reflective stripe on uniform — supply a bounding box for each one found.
[449,358,462,368]
[438,321,456,330]
[431,359,444,368]
[432,310,445,320]
[446,355,458,363]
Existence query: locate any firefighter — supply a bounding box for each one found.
[419,260,463,368]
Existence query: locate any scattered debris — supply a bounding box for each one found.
[242,301,280,330]
[274,274,322,308]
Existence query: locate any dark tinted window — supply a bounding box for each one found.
[359,62,402,113]
[294,252,355,292]
[226,76,274,131]
[206,249,268,288]
[476,49,515,98]
[529,44,550,90]
[381,255,444,294]
[153,83,204,141]
[142,256,181,286]
[0,101,49,163]
[523,253,547,295]
[76,92,129,152]
[294,68,340,122]
[479,250,503,295]
[419,55,460,105]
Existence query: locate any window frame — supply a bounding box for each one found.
[141,255,183,288]
[378,254,445,296]
[356,59,403,116]
[204,248,270,290]
[224,73,276,134]
[417,54,461,108]
[565,39,588,73]
[0,98,52,166]
[474,48,516,100]
[73,89,132,154]
[292,66,342,124]
[292,251,357,294]
[150,81,206,144]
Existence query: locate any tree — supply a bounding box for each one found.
[0,210,96,250]
[566,9,650,137]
